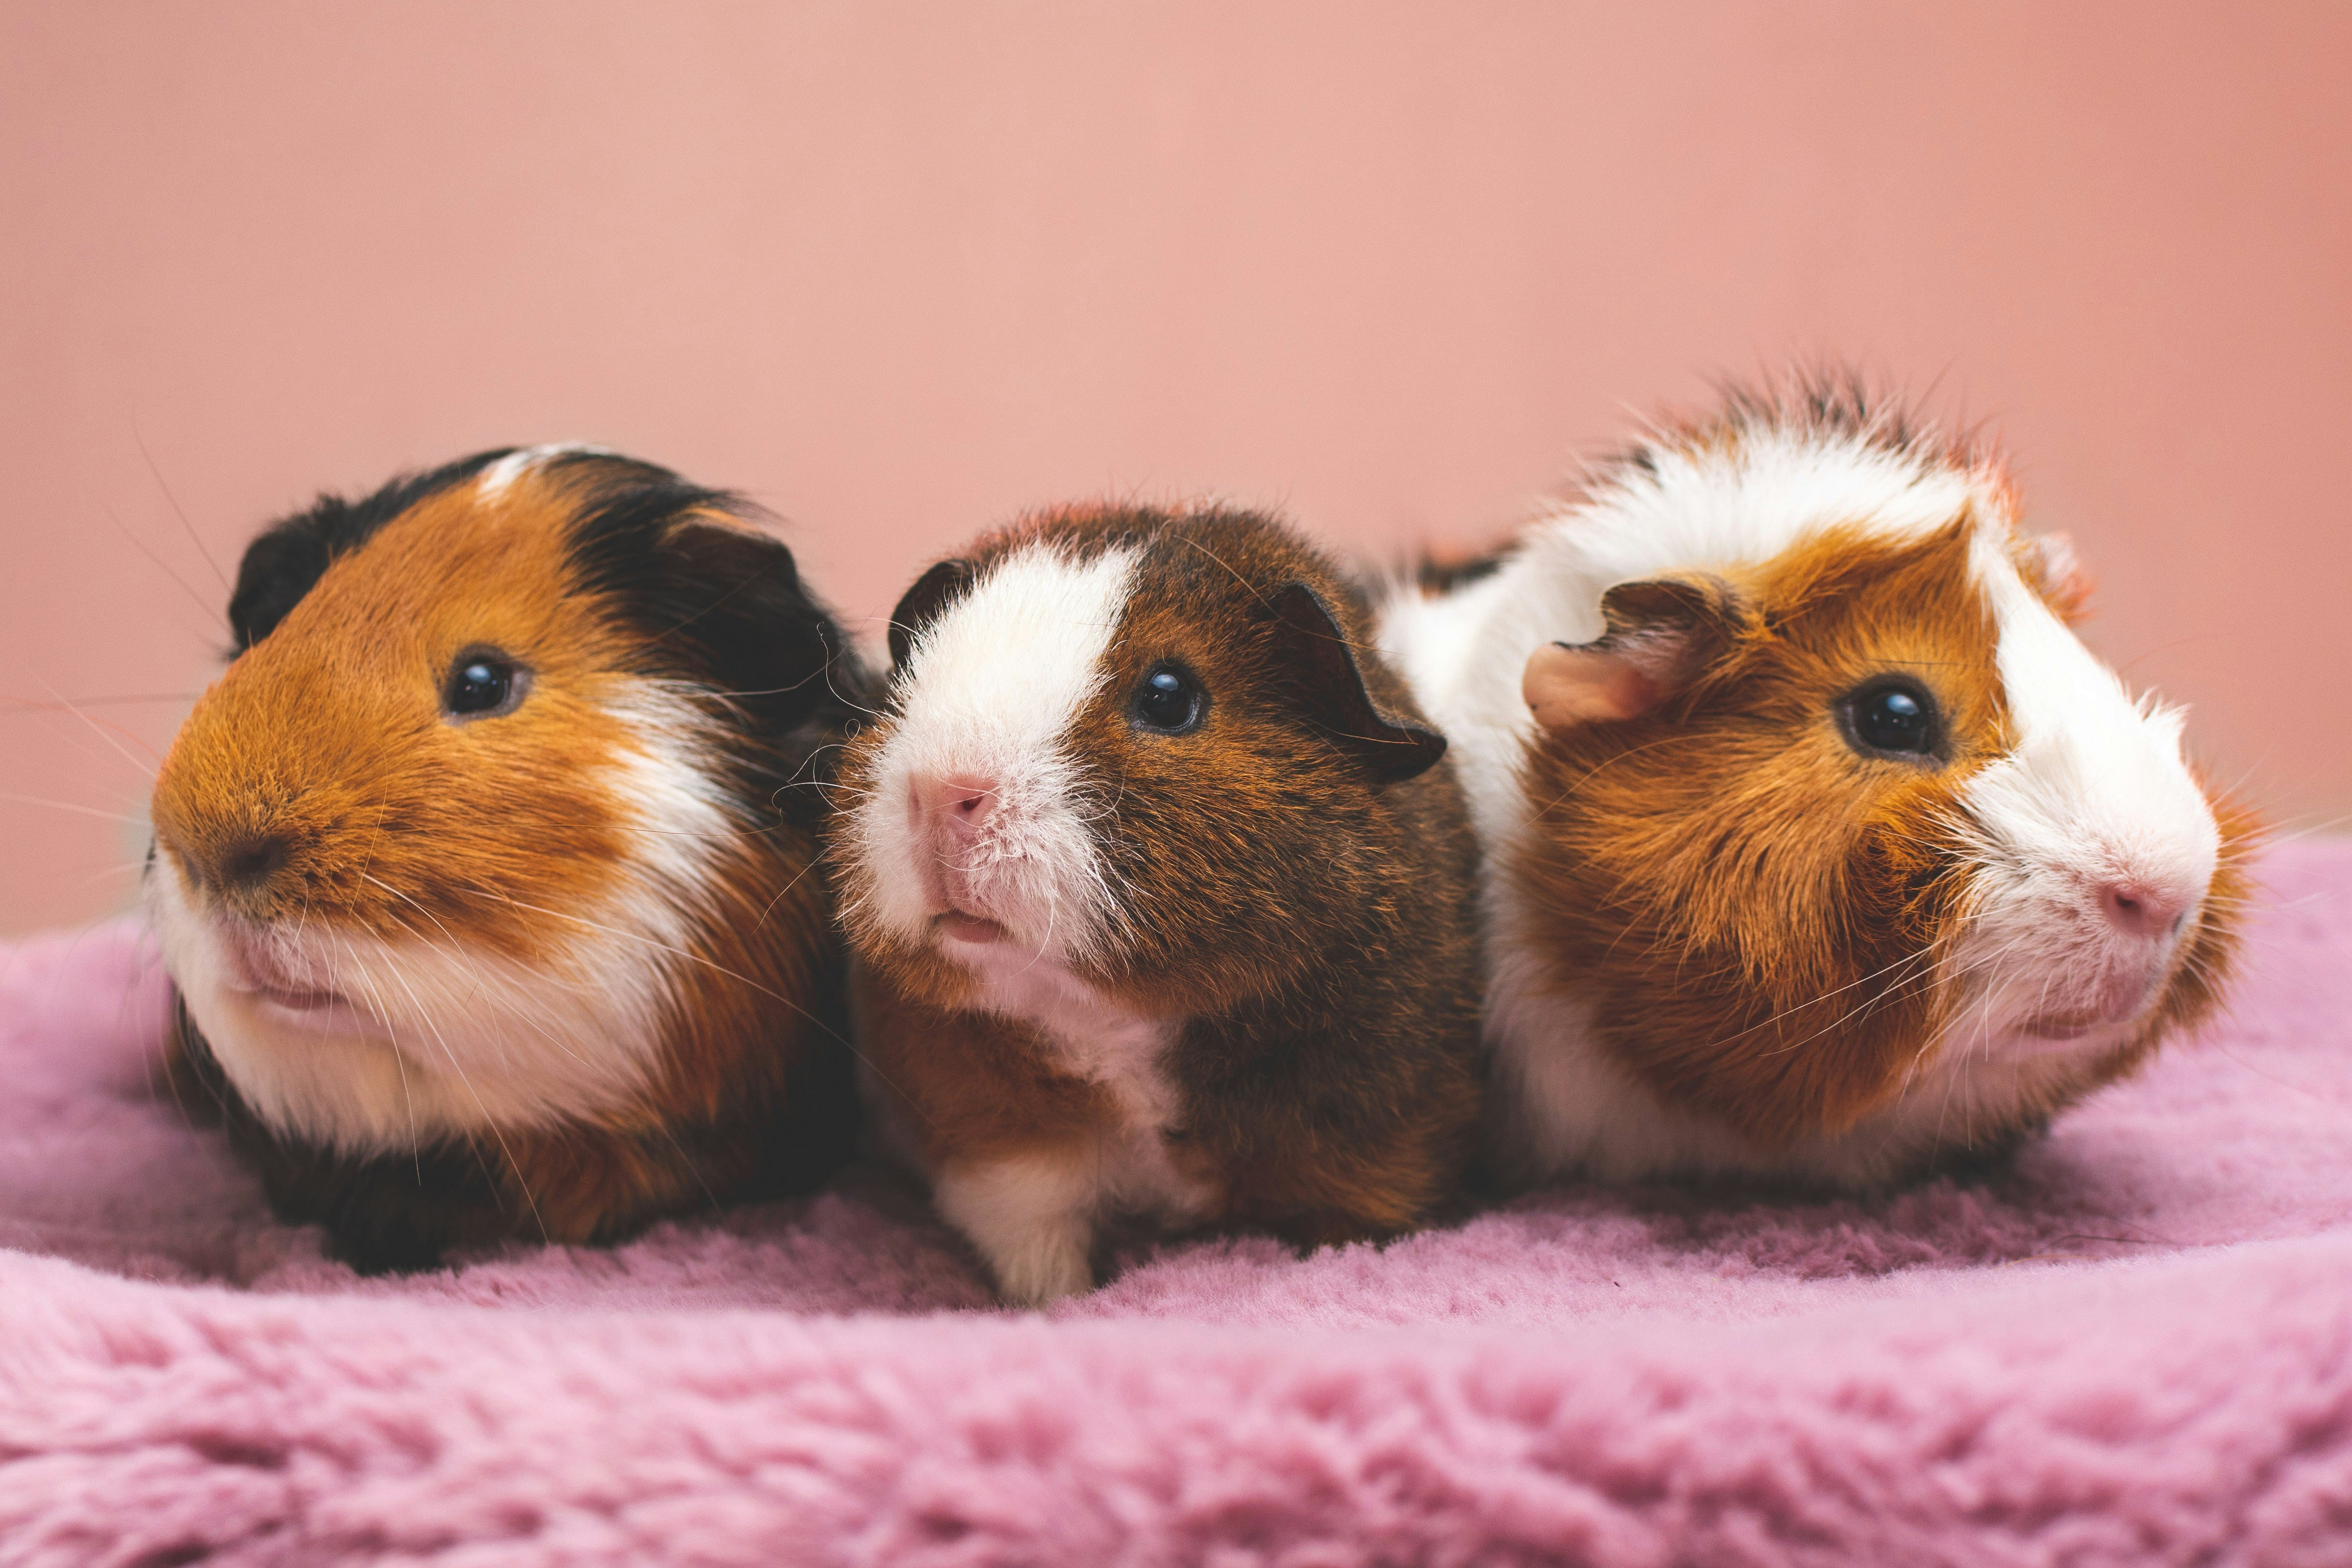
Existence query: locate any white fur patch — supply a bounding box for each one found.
[858,943,1214,1305]
[1550,425,1995,592]
[933,1153,1099,1306]
[475,443,618,500]
[1489,965,2111,1187]
[1943,538,2221,1066]
[929,979,1213,1306]
[948,940,1166,1093]
[843,543,1139,959]
[1382,421,2227,1186]
[148,680,735,1155]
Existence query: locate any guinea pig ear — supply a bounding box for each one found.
[636,513,849,730]
[1268,581,1449,785]
[1523,575,1743,733]
[227,516,337,652]
[887,559,976,670]
[2016,530,2095,624]
[226,448,518,653]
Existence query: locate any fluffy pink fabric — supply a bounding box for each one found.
[2,844,2348,1566]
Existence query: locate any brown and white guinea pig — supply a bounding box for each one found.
[1378,377,2255,1190]
[146,445,868,1271]
[832,503,1484,1305]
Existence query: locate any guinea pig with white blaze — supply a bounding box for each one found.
[1378,378,2254,1188]
[147,445,868,1270]
[834,503,1485,1305]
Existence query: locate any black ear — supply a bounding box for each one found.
[228,515,337,652]
[887,559,976,670]
[1267,581,1448,785]
[627,514,857,736]
[225,448,518,653]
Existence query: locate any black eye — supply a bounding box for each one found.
[1131,664,1204,735]
[1843,681,1938,757]
[444,651,526,720]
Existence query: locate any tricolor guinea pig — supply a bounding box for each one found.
[147,445,867,1270]
[1379,379,2254,1188]
[834,503,1484,1305]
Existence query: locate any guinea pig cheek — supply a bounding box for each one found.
[840,545,1137,969]
[1935,551,2227,1066]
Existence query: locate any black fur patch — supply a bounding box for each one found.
[886,559,976,670]
[1412,552,1507,593]
[165,997,858,1274]
[554,456,871,834]
[227,449,516,653]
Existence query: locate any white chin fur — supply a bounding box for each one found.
[856,920,1213,1306]
[147,681,733,1155]
[1384,422,2225,1188]
[843,542,1138,962]
[1493,973,2120,1189]
[918,957,1212,1306]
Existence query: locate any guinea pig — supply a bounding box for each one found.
[146,445,868,1271]
[833,502,1484,1305]
[1378,377,2254,1189]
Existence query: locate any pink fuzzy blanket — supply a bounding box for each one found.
[3,845,2349,1566]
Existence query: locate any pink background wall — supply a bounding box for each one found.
[2,3,2346,935]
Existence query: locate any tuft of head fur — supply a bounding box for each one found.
[148,446,867,1268]
[1380,371,2253,1188]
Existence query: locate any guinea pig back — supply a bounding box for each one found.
[1381,378,2255,1188]
[147,445,866,1270]
[835,503,1483,1304]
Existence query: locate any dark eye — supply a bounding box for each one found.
[1842,680,1938,758]
[444,651,527,720]
[1131,664,1204,735]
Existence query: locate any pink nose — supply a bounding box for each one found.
[909,773,998,841]
[2098,881,2192,940]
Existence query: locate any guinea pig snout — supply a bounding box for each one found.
[152,798,313,916]
[2093,878,2194,941]
[2074,864,2202,1015]
[907,772,1000,847]
[2000,860,2207,1036]
[2056,841,2206,952]
[905,769,1010,911]
[210,832,292,894]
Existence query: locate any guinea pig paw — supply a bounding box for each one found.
[988,1237,1094,1308]
[933,1156,1098,1307]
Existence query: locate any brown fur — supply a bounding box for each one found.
[1512,502,2253,1160]
[149,450,865,1271]
[838,506,1485,1273]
